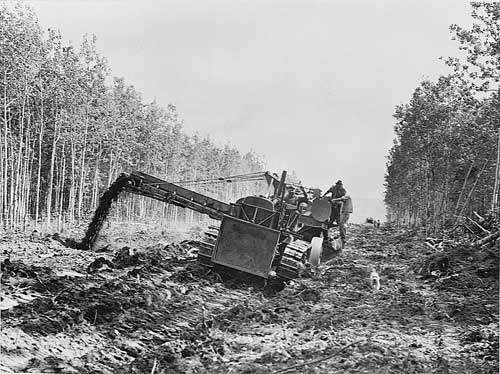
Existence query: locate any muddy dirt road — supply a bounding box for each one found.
[1,224,498,373]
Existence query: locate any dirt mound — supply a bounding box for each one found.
[1,258,54,279]
[414,244,498,280]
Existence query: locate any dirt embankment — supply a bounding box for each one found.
[1,224,498,373]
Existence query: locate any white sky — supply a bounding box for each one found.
[26,0,471,201]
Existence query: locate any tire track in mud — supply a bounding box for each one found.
[1,224,498,373]
[1,241,267,373]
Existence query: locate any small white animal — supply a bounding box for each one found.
[370,268,380,291]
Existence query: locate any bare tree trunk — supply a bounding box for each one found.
[454,162,474,218]
[458,151,494,218]
[12,80,27,228]
[68,137,76,224]
[57,140,66,232]
[0,99,3,228]
[46,109,60,230]
[20,106,31,230]
[35,80,44,230]
[77,111,89,222]
[492,127,500,211]
[24,121,34,231]
[2,70,10,228]
[91,141,102,210]
[107,149,114,187]
[8,141,15,229]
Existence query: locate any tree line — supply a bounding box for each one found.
[384,3,500,231]
[0,4,265,231]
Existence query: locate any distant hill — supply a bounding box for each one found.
[349,197,386,223]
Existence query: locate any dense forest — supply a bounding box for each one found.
[2,3,499,234]
[384,2,500,231]
[0,4,266,231]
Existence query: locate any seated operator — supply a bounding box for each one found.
[284,185,298,205]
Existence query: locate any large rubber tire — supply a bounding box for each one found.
[309,237,323,266]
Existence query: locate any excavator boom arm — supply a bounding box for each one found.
[127,171,235,220]
[80,171,236,250]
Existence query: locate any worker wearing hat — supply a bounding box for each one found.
[284,185,298,205]
[323,180,351,248]
[323,180,346,200]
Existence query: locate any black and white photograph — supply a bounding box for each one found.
[0,0,499,373]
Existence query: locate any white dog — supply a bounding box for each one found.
[370,268,380,291]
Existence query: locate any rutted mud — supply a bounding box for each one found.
[1,225,498,373]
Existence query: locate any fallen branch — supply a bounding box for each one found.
[150,357,158,374]
[51,288,70,304]
[467,217,490,235]
[472,211,485,222]
[275,339,365,373]
[425,242,439,251]
[474,230,500,247]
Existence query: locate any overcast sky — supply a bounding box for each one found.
[27,0,471,201]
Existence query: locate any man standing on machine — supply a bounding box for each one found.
[323,180,346,220]
[323,180,352,248]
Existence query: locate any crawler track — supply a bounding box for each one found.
[196,225,219,267]
[275,239,310,280]
[196,226,311,283]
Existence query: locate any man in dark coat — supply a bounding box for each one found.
[323,180,351,248]
[323,180,346,223]
[323,180,346,200]
[284,185,298,205]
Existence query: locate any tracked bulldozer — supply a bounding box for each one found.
[79,171,333,287]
